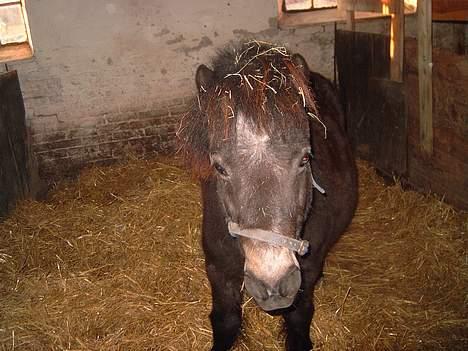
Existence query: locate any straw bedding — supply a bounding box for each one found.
[0,156,466,350]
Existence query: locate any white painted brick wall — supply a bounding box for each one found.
[5,0,389,178]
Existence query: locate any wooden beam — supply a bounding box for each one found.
[277,0,395,29]
[346,10,356,31]
[277,8,390,29]
[390,0,404,82]
[0,42,33,64]
[345,0,356,31]
[433,0,468,22]
[418,0,433,155]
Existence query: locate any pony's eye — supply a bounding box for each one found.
[214,162,228,176]
[299,153,311,167]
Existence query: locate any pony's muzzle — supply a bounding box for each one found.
[229,222,305,311]
[244,265,301,311]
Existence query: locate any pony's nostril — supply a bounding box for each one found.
[279,266,301,297]
[244,273,269,300]
[266,288,279,297]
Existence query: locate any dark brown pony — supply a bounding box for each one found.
[178,41,358,351]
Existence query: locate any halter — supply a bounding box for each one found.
[226,167,325,257]
[228,222,310,256]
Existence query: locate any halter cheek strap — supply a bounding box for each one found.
[228,222,309,256]
[311,172,326,194]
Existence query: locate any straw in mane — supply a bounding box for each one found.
[177,40,320,178]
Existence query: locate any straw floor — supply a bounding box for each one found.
[0,156,466,350]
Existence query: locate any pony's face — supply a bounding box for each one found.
[210,111,313,311]
[180,46,320,311]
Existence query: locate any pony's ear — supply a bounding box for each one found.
[195,64,215,92]
[291,54,310,78]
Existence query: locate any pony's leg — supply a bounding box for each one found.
[283,261,323,351]
[206,263,244,351]
[283,292,314,351]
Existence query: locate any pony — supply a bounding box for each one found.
[177,41,358,351]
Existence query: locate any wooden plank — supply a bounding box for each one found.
[278,7,342,27]
[336,31,407,176]
[278,9,391,28]
[434,0,468,12]
[345,0,356,31]
[417,0,433,155]
[345,10,356,30]
[390,0,404,82]
[336,30,391,150]
[433,9,468,21]
[404,39,468,210]
[0,42,33,64]
[433,0,468,22]
[277,0,391,28]
[368,78,407,175]
[0,71,27,216]
[341,0,382,13]
[0,71,44,218]
[354,0,384,12]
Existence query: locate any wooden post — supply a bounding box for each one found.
[346,0,356,31]
[390,0,404,82]
[418,0,433,155]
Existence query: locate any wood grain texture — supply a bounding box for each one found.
[433,0,468,21]
[405,39,468,210]
[390,0,404,82]
[418,0,433,154]
[336,30,407,177]
[0,71,44,218]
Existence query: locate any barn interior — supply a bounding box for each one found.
[0,1,467,350]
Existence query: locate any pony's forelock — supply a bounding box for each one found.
[178,41,318,179]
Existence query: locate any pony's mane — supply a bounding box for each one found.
[177,41,318,178]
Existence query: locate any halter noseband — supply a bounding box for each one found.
[228,222,309,256]
[225,167,327,257]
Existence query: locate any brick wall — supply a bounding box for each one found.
[5,0,389,180]
[29,97,190,178]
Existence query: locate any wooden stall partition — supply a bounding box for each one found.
[0,71,44,219]
[404,39,468,210]
[336,30,408,177]
[433,0,468,21]
[336,31,467,209]
[418,0,434,155]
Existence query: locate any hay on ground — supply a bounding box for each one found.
[0,156,466,350]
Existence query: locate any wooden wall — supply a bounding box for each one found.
[336,31,468,210]
[0,71,44,218]
[433,0,468,21]
[405,39,468,209]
